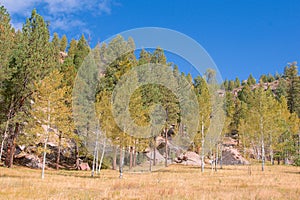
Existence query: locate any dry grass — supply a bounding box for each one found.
[0,164,299,199]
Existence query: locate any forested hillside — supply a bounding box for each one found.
[0,5,299,177]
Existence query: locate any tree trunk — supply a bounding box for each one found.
[75,141,80,170]
[91,130,99,177]
[98,140,106,174]
[6,123,19,168]
[270,145,274,165]
[215,144,218,172]
[261,140,265,171]
[95,148,99,174]
[119,145,123,179]
[91,142,97,177]
[270,133,274,165]
[56,132,62,170]
[298,133,300,157]
[133,140,137,167]
[153,141,156,166]
[5,141,11,167]
[112,146,117,170]
[41,137,48,179]
[149,140,153,172]
[165,128,168,167]
[42,99,51,179]
[0,117,10,162]
[201,117,205,173]
[220,143,223,169]
[284,151,288,165]
[129,146,133,169]
[260,115,265,172]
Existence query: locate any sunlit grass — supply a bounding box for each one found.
[0,164,299,199]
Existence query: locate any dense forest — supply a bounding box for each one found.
[0,6,299,177]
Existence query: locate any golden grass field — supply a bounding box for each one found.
[0,164,299,200]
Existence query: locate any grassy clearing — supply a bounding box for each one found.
[0,164,299,199]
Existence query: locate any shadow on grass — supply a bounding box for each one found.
[0,174,25,178]
[284,171,300,175]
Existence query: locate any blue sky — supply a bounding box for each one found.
[1,0,300,81]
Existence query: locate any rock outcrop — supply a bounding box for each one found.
[175,151,202,166]
[14,152,43,169]
[222,147,249,165]
[78,162,90,170]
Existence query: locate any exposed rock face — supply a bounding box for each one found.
[78,162,90,170]
[59,51,67,63]
[222,147,249,165]
[14,152,43,169]
[175,151,202,166]
[145,149,165,163]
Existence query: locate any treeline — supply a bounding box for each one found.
[222,63,300,167]
[0,6,299,176]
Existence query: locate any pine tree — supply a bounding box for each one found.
[234,77,241,88]
[52,33,61,67]
[64,39,77,66]
[247,74,256,85]
[60,35,68,52]
[228,80,235,91]
[151,47,167,64]
[284,62,300,117]
[0,5,15,162]
[3,9,55,167]
[74,34,90,70]
[138,49,151,65]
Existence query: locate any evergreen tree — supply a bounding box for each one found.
[138,49,151,65]
[3,9,55,167]
[247,74,256,85]
[74,34,90,70]
[60,34,68,52]
[234,77,241,88]
[228,80,235,91]
[284,62,300,117]
[0,6,15,161]
[65,39,77,65]
[52,33,61,66]
[151,47,167,64]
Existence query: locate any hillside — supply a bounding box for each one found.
[0,6,299,176]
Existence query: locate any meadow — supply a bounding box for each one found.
[0,164,299,199]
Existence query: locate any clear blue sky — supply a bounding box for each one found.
[2,0,300,81]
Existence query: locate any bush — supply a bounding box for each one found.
[293,156,300,166]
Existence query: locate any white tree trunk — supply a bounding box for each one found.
[119,146,125,179]
[42,100,50,179]
[220,141,223,169]
[41,137,48,179]
[0,119,9,162]
[165,128,168,167]
[215,143,218,172]
[95,146,99,174]
[260,116,265,172]
[201,117,205,173]
[98,139,106,174]
[0,108,12,162]
[91,129,99,177]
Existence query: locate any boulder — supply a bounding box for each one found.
[145,150,165,163]
[175,151,202,166]
[15,152,43,169]
[79,162,90,170]
[222,147,249,165]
